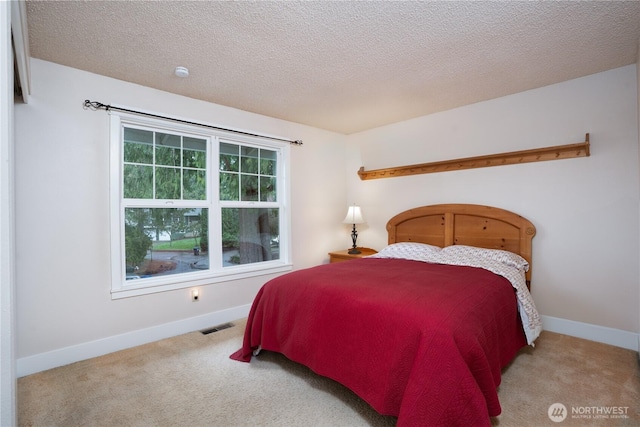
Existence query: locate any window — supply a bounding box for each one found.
[110,113,291,298]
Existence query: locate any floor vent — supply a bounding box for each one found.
[200,322,234,335]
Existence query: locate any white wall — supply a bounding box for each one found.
[14,59,348,375]
[347,66,640,347]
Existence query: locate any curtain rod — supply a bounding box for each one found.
[83,99,303,146]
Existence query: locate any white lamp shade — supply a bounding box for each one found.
[342,205,365,224]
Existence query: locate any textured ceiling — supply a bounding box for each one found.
[25,1,640,134]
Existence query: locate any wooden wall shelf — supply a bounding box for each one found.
[358,133,590,181]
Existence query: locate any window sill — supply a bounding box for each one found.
[111,262,293,299]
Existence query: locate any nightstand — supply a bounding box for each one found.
[328,247,377,263]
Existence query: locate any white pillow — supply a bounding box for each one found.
[372,242,441,261]
[441,245,529,271]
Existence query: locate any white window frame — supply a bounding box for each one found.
[109,112,292,299]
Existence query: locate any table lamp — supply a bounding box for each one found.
[342,205,365,254]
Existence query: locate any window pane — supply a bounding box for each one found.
[260,159,276,176]
[183,137,206,169]
[155,167,181,199]
[156,133,181,167]
[219,172,239,201]
[241,175,259,201]
[221,208,279,267]
[124,128,153,164]
[183,169,206,200]
[125,207,209,280]
[260,149,277,175]
[260,176,276,202]
[240,146,259,174]
[220,143,239,172]
[123,164,153,199]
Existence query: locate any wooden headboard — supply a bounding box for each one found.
[387,204,536,284]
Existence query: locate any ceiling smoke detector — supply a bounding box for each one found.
[174,66,189,78]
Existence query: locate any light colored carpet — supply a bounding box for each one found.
[18,318,640,426]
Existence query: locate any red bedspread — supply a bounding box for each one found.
[230,258,526,426]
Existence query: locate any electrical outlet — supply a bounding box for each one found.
[191,289,199,302]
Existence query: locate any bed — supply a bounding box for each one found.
[230,204,542,426]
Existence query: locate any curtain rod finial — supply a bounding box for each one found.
[83,99,109,111]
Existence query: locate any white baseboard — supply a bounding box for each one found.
[18,310,638,378]
[541,315,639,352]
[17,304,251,378]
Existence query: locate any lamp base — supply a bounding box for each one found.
[348,224,361,255]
